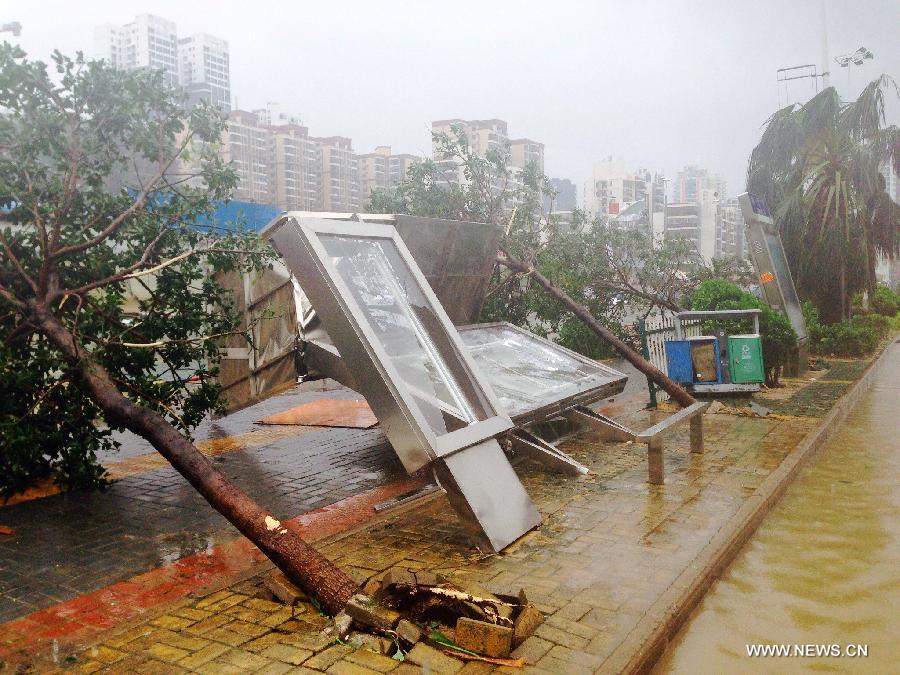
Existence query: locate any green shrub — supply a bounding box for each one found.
[871,285,899,317]
[690,280,797,385]
[804,307,890,357]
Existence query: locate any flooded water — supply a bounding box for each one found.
[654,344,900,674]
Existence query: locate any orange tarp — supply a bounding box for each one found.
[256,399,379,429]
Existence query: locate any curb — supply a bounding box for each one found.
[600,340,896,675]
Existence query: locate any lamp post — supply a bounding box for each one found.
[834,47,874,99]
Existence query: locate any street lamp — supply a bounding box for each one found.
[834,47,874,98]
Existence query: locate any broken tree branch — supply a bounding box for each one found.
[496,248,696,408]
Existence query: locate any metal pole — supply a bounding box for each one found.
[638,318,658,408]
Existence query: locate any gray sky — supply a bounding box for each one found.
[6,0,899,201]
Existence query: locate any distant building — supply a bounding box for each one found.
[357,146,418,204]
[545,178,577,212]
[220,110,274,204]
[314,136,360,212]
[672,165,726,205]
[94,14,230,111]
[583,158,664,220]
[179,33,230,111]
[665,187,719,261]
[95,14,180,87]
[431,119,544,212]
[716,197,747,258]
[271,124,321,211]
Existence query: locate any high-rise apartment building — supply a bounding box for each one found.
[665,187,719,261]
[431,119,544,213]
[95,14,179,86]
[313,137,360,212]
[357,146,418,204]
[220,111,274,204]
[179,33,230,111]
[271,124,321,211]
[716,197,747,258]
[95,14,230,110]
[583,158,661,218]
[672,165,726,204]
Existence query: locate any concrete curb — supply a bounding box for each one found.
[600,340,897,675]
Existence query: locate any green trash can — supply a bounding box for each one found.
[728,334,765,383]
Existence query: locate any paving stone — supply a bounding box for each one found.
[303,644,354,670]
[405,642,463,674]
[177,642,231,669]
[510,635,553,664]
[260,643,314,665]
[326,660,383,675]
[454,617,513,658]
[146,642,191,663]
[220,647,273,670]
[346,647,401,672]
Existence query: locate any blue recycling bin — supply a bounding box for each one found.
[665,337,722,385]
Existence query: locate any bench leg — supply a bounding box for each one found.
[690,416,704,454]
[648,437,664,485]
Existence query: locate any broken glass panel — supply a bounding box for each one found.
[319,234,492,435]
[459,323,627,420]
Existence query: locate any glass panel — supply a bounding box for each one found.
[319,234,490,435]
[460,325,620,417]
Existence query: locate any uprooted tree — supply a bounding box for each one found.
[367,123,697,406]
[0,46,357,614]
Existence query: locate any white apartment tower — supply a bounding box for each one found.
[95,14,230,110]
[357,146,418,204]
[179,33,230,111]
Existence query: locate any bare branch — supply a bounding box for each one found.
[0,229,38,295]
[51,129,195,260]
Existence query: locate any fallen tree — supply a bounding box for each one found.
[0,46,356,613]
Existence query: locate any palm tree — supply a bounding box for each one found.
[747,76,899,323]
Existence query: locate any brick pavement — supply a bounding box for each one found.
[0,382,407,624]
[5,389,832,673]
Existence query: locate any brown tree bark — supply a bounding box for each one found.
[496,250,697,408]
[28,300,358,616]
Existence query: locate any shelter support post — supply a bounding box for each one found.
[505,429,590,476]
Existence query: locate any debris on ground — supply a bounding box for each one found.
[0,526,14,535]
[255,398,379,428]
[316,566,541,666]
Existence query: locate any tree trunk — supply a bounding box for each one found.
[497,251,697,408]
[840,261,848,321]
[28,301,358,616]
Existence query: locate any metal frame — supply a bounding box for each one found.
[265,216,513,474]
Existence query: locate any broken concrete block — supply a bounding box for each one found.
[322,610,353,640]
[265,571,308,605]
[379,567,417,591]
[347,631,392,654]
[412,571,448,587]
[454,617,513,658]
[512,604,544,647]
[345,594,401,632]
[395,619,423,646]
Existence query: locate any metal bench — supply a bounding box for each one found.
[635,401,709,484]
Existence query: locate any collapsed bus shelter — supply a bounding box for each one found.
[222,212,631,551]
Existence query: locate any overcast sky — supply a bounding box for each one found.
[6,0,899,202]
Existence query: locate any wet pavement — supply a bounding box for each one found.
[0,381,406,624]
[17,374,835,673]
[653,342,900,674]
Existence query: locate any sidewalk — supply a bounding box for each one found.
[2,346,887,673]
